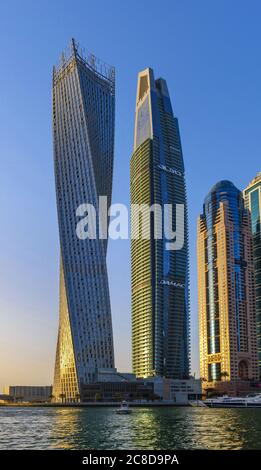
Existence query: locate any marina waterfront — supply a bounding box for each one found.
[0,406,260,450]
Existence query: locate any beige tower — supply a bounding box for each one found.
[198,181,258,391]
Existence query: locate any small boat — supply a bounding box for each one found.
[115,401,132,414]
[205,393,261,408]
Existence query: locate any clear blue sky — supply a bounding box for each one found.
[0,0,260,391]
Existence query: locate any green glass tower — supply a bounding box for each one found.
[244,172,261,378]
[131,68,190,379]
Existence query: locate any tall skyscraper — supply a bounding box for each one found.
[52,40,115,402]
[243,172,261,378]
[131,68,190,379]
[198,180,259,386]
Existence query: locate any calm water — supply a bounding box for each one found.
[0,406,260,450]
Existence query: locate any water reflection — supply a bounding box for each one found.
[0,407,260,449]
[49,408,85,449]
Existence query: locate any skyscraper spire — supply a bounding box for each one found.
[71,37,77,56]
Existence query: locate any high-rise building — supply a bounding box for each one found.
[243,172,261,378]
[52,39,115,402]
[198,180,259,386]
[131,68,190,379]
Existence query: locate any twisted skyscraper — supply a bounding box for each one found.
[52,40,115,402]
[131,68,190,379]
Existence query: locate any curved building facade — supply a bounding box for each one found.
[131,68,190,379]
[198,180,258,385]
[52,40,115,402]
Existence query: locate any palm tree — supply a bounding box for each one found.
[49,394,55,403]
[75,393,81,403]
[220,371,229,381]
[59,393,66,404]
[94,392,101,402]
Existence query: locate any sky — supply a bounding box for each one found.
[0,0,260,392]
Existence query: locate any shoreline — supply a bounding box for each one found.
[0,401,192,408]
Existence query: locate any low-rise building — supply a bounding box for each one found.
[203,380,261,397]
[95,368,136,382]
[52,368,202,403]
[3,386,52,403]
[152,377,202,403]
[81,380,154,402]
[81,368,154,402]
[0,394,13,404]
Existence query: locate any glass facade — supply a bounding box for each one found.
[204,181,245,381]
[131,68,190,379]
[52,40,115,402]
[198,180,259,384]
[244,173,261,377]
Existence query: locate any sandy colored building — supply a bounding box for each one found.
[197,180,258,390]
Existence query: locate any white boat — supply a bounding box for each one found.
[205,393,261,408]
[115,401,132,414]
